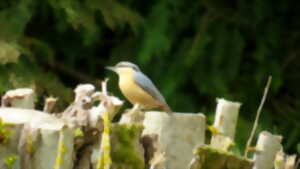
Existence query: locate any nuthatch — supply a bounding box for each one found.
[106,61,172,113]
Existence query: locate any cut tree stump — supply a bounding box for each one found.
[142,112,206,169]
[0,108,73,169]
[0,84,292,169]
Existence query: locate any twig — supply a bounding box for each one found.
[102,78,108,96]
[244,76,272,157]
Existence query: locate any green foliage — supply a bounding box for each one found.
[0,41,20,64]
[0,0,299,154]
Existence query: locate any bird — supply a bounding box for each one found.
[106,61,172,113]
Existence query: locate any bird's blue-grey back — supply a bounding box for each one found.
[133,72,167,105]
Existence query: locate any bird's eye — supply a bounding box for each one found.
[132,66,140,71]
[116,64,126,68]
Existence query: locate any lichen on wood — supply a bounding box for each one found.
[0,118,12,144]
[110,124,144,169]
[54,129,67,169]
[3,154,18,169]
[189,146,253,169]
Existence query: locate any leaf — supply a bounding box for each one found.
[87,0,144,33]
[0,0,33,39]
[48,0,98,32]
[0,41,20,65]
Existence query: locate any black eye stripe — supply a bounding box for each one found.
[132,67,139,71]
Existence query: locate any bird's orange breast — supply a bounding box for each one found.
[118,70,159,109]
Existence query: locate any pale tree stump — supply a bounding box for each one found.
[0,84,292,169]
[142,112,206,169]
[253,131,282,169]
[0,108,73,169]
[210,98,241,151]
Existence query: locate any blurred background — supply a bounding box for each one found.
[0,0,299,156]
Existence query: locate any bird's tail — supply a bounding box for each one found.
[161,105,173,114]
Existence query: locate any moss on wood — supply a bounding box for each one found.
[111,124,144,169]
[192,146,253,169]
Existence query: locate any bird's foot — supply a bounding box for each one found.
[119,103,144,124]
[129,103,141,115]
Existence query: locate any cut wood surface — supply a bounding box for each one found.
[0,84,293,169]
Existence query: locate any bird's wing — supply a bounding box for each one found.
[133,72,167,105]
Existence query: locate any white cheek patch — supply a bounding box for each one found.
[117,67,133,74]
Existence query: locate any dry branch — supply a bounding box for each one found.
[244,76,272,157]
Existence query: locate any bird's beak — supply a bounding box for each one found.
[105,66,116,72]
